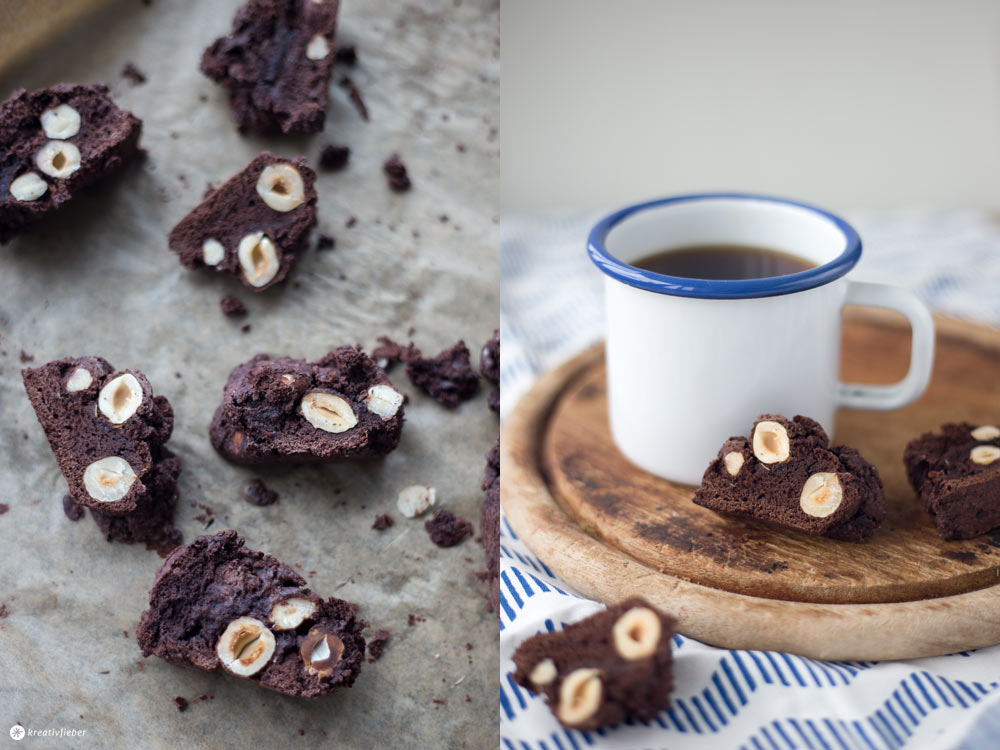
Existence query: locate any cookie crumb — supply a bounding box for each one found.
[315,234,336,251]
[173,696,189,712]
[121,62,147,85]
[242,478,279,506]
[371,513,394,531]
[339,76,369,121]
[19,350,34,363]
[220,295,247,317]
[319,144,350,171]
[367,629,390,659]
[425,509,474,547]
[406,341,479,407]
[240,323,252,333]
[383,154,411,192]
[334,45,357,65]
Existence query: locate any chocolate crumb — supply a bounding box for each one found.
[320,144,350,171]
[334,45,357,65]
[242,478,279,506]
[316,234,336,251]
[345,216,357,228]
[173,696,189,712]
[0,604,8,618]
[62,495,84,521]
[99,670,110,675]
[465,695,472,702]
[383,154,411,192]
[367,629,390,659]
[0,504,8,515]
[339,76,369,121]
[406,341,479,407]
[465,642,473,650]
[241,323,252,333]
[432,698,447,706]
[425,509,474,547]
[196,694,213,702]
[19,350,34,363]
[121,62,147,85]
[370,336,419,371]
[372,513,394,530]
[298,729,305,736]
[123,630,129,638]
[456,143,466,153]
[220,295,247,317]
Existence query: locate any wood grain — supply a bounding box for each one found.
[502,310,1000,659]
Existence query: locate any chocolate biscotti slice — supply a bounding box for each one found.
[210,346,405,464]
[904,422,1000,539]
[22,357,176,516]
[512,597,676,731]
[482,437,500,615]
[201,0,339,134]
[169,152,317,291]
[693,414,886,542]
[1,83,142,243]
[137,530,365,698]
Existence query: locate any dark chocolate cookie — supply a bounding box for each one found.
[1,83,142,243]
[136,530,365,698]
[210,346,405,464]
[511,597,675,730]
[482,437,500,615]
[693,414,886,542]
[201,0,340,134]
[169,152,317,291]
[904,422,1000,539]
[22,357,175,516]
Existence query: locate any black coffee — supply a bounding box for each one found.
[631,244,814,281]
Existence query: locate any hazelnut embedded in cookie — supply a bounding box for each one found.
[217,617,275,677]
[300,391,358,433]
[799,472,843,518]
[752,420,790,464]
[83,456,137,503]
[611,607,662,660]
[556,669,603,727]
[98,373,143,425]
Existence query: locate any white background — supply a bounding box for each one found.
[501,0,1000,213]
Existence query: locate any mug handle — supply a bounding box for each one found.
[836,280,936,410]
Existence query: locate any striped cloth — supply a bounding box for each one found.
[499,209,1000,750]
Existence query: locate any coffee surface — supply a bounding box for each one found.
[631,244,814,280]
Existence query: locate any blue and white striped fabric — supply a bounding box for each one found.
[499,209,1000,750]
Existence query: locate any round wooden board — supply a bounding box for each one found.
[502,311,1000,660]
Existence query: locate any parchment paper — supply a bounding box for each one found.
[0,0,499,747]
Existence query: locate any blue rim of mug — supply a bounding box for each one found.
[586,193,862,299]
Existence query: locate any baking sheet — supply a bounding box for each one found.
[0,0,499,747]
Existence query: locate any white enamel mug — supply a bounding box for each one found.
[587,193,935,486]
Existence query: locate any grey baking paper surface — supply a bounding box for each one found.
[0,0,499,747]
